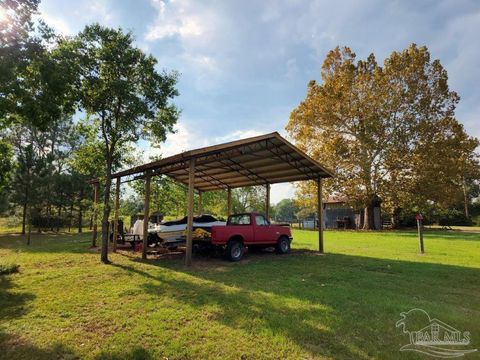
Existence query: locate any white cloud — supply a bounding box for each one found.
[143,122,208,161]
[142,124,271,162]
[39,0,116,36]
[271,183,296,204]
[213,129,264,144]
[145,0,206,41]
[143,0,233,91]
[40,13,72,35]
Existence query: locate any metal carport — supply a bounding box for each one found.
[92,132,333,265]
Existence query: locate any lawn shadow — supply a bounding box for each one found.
[0,274,67,360]
[0,274,35,321]
[112,260,359,359]
[0,332,78,360]
[114,250,480,359]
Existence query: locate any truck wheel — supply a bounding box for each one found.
[225,239,244,261]
[276,236,291,254]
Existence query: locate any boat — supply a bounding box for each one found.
[149,214,226,244]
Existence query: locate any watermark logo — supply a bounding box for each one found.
[396,308,477,358]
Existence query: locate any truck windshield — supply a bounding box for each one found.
[227,214,251,225]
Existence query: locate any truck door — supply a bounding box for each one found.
[253,214,275,243]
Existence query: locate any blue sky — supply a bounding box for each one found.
[39,0,480,203]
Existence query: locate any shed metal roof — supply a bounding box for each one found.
[112,132,333,191]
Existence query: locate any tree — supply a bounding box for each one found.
[273,199,299,222]
[131,176,187,217]
[201,190,228,217]
[11,141,49,242]
[71,24,179,263]
[1,1,92,238]
[0,0,40,128]
[287,44,478,228]
[0,140,14,192]
[232,186,266,214]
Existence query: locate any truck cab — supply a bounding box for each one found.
[211,212,292,261]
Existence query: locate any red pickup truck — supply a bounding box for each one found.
[210,212,292,261]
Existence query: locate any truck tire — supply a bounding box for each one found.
[276,236,291,254]
[225,239,244,261]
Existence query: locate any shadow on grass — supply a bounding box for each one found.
[0,333,78,360]
[112,250,480,359]
[0,275,35,321]
[0,274,68,360]
[0,271,152,359]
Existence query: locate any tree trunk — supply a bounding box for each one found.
[26,205,32,245]
[49,205,54,232]
[363,199,376,230]
[78,208,83,233]
[21,202,27,235]
[57,206,61,232]
[69,202,74,232]
[462,177,469,218]
[78,187,84,233]
[100,159,113,263]
[391,207,401,229]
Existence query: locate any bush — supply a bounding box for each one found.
[397,210,433,228]
[438,210,473,226]
[470,202,480,217]
[0,263,20,275]
[472,215,480,227]
[32,215,69,229]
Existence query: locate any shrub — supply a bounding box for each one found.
[438,210,473,226]
[0,263,20,275]
[397,210,433,228]
[32,215,69,229]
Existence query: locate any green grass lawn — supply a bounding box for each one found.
[0,229,479,359]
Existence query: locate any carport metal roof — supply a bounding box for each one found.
[112,132,333,190]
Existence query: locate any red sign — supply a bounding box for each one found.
[415,213,423,221]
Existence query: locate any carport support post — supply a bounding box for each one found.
[92,182,100,247]
[317,178,324,253]
[265,183,270,220]
[227,187,232,216]
[113,177,120,253]
[142,170,151,260]
[185,158,195,266]
[198,191,203,214]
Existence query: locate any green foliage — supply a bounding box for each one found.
[71,24,179,162]
[0,0,40,127]
[437,209,473,227]
[201,190,227,216]
[273,198,299,221]
[67,24,179,261]
[1,2,94,237]
[0,140,14,192]
[232,186,266,214]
